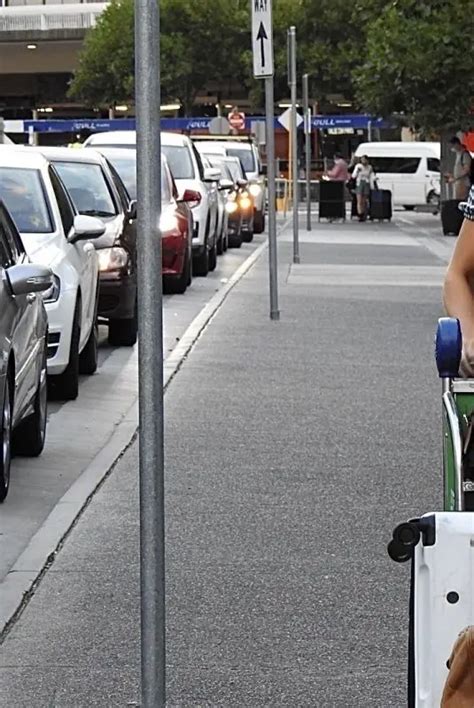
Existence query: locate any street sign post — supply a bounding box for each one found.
[288,26,299,264]
[303,74,311,232]
[251,0,279,321]
[251,0,274,78]
[135,0,165,706]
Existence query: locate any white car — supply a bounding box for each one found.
[193,137,266,233]
[0,149,104,400]
[84,130,220,277]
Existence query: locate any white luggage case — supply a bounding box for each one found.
[390,512,474,707]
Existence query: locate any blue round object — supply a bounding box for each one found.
[435,317,462,378]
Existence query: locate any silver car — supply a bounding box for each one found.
[0,201,52,502]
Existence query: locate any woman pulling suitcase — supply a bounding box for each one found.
[351,155,375,221]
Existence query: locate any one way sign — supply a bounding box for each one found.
[251,0,274,78]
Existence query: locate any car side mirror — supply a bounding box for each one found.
[127,200,137,220]
[219,179,234,191]
[69,214,106,243]
[6,263,53,297]
[204,167,221,183]
[237,178,248,188]
[178,189,202,205]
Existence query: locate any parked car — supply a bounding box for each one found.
[200,154,228,255]
[88,146,194,295]
[0,149,104,400]
[222,156,255,241]
[84,131,220,277]
[0,200,53,502]
[206,156,242,248]
[193,136,266,233]
[35,147,139,346]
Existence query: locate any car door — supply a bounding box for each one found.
[0,205,37,422]
[48,167,97,351]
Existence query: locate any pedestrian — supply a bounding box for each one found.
[325,152,350,182]
[445,137,472,201]
[352,154,375,221]
[443,185,474,375]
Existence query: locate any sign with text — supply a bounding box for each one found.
[251,0,273,78]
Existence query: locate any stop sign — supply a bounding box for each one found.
[228,111,246,132]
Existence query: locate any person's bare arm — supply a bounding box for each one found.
[443,217,474,373]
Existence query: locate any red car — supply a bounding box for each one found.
[160,157,196,294]
[94,148,195,294]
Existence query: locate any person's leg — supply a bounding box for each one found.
[357,193,364,217]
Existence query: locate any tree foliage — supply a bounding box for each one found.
[70,0,474,131]
[354,0,474,132]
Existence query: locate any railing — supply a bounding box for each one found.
[0,2,106,32]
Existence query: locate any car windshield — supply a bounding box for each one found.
[0,167,52,233]
[162,145,195,180]
[226,147,255,173]
[54,161,117,217]
[225,161,243,182]
[100,152,137,199]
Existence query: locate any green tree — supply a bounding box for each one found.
[354,0,474,133]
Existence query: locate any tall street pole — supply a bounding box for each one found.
[288,26,299,263]
[135,0,166,706]
[303,73,311,232]
[265,76,280,321]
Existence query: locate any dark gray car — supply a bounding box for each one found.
[0,201,52,502]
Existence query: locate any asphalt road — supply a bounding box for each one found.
[0,234,266,587]
[0,210,457,706]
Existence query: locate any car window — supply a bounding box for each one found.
[107,162,131,208]
[0,167,53,234]
[427,158,440,173]
[1,210,23,263]
[48,167,75,236]
[226,146,256,173]
[54,161,118,218]
[367,157,421,174]
[162,145,196,180]
[101,153,137,200]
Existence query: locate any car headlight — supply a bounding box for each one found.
[239,196,252,210]
[249,184,262,197]
[42,274,61,303]
[159,212,179,232]
[225,201,239,214]
[98,247,129,274]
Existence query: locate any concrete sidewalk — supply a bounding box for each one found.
[0,215,447,706]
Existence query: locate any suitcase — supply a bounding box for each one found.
[319,180,346,221]
[388,512,474,707]
[369,189,392,221]
[441,200,464,236]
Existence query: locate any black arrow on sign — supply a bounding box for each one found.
[256,21,268,68]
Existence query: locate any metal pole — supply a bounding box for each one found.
[368,120,373,142]
[265,76,280,321]
[135,0,165,706]
[288,26,299,263]
[0,117,4,145]
[303,74,311,231]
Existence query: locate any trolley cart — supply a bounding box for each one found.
[318,180,346,222]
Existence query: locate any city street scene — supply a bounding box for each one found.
[0,0,474,706]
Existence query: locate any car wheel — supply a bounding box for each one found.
[0,374,12,502]
[217,233,224,256]
[187,249,192,286]
[109,309,138,347]
[164,251,190,295]
[209,243,217,271]
[228,231,242,248]
[13,344,47,457]
[254,211,265,233]
[193,244,209,277]
[52,300,80,401]
[403,205,416,211]
[79,321,98,375]
[242,229,254,243]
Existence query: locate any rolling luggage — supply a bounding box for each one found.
[369,188,392,221]
[318,180,346,221]
[441,200,464,236]
[388,512,474,707]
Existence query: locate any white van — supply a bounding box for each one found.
[354,142,440,209]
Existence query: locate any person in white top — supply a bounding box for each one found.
[352,155,375,221]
